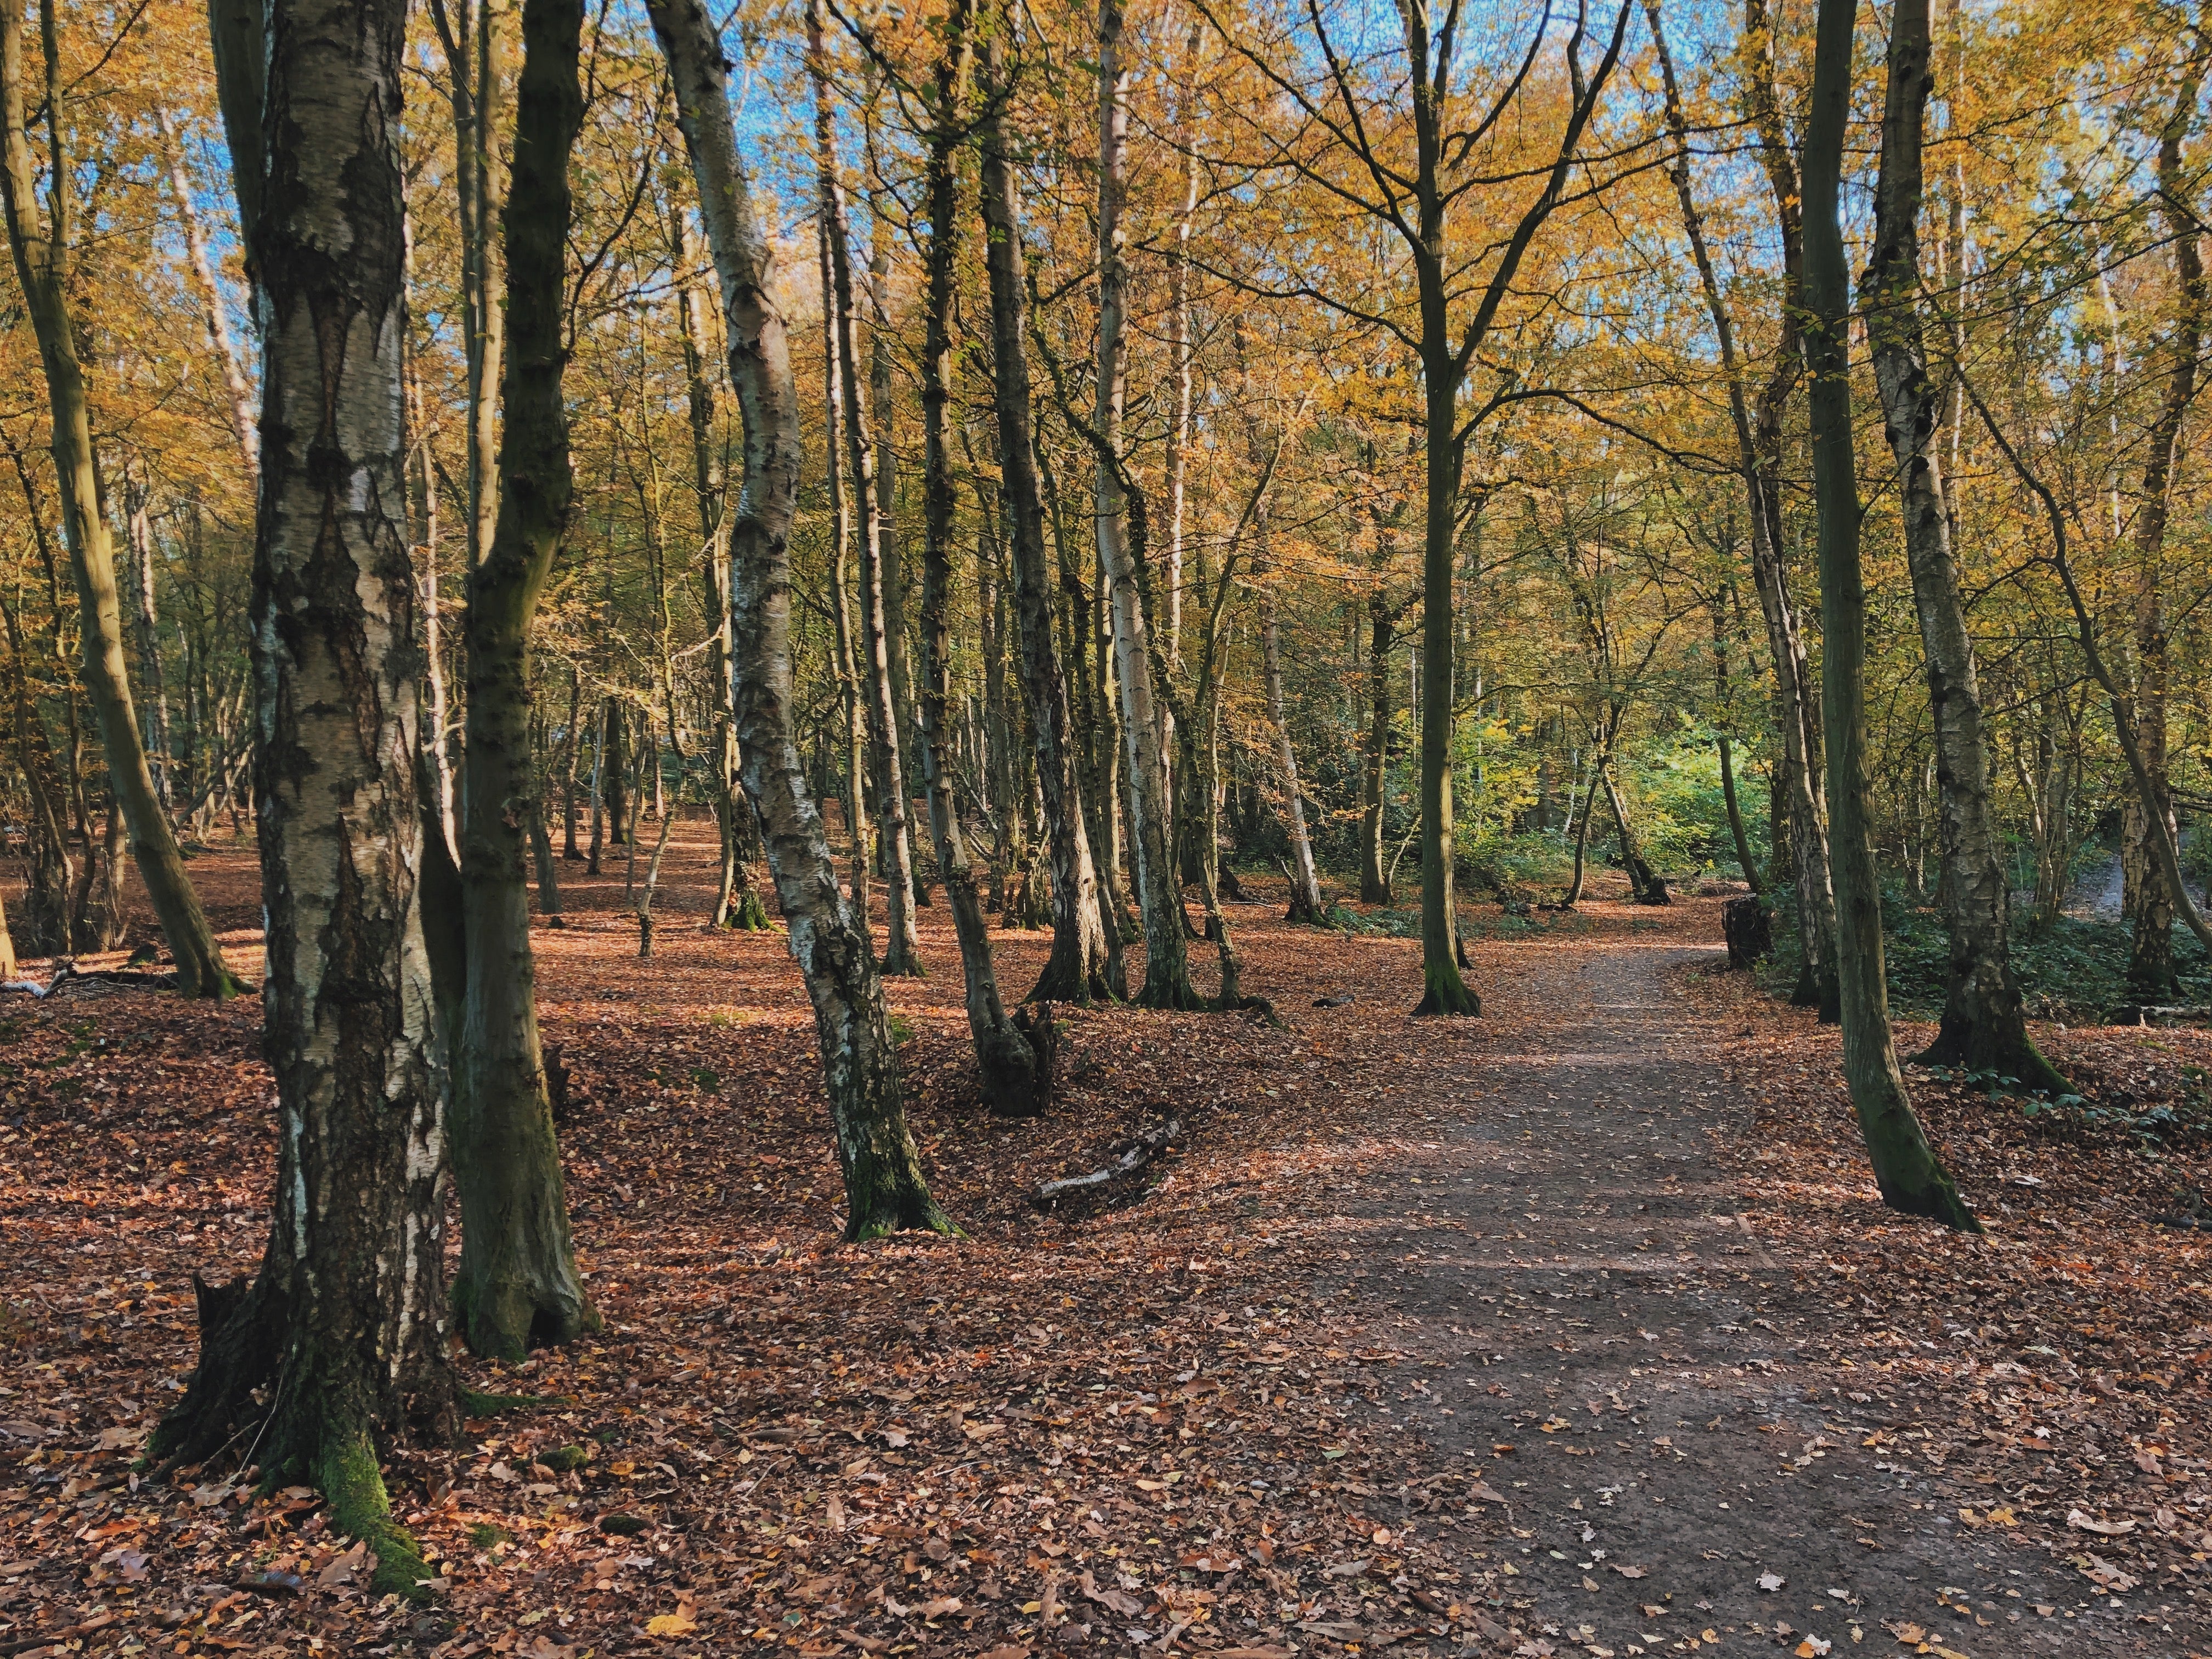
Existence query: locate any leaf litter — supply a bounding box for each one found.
[0,838,2205,1658]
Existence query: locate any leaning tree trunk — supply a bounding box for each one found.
[674,212,770,933]
[447,0,597,1363]
[1803,0,1977,1230]
[914,0,1039,1112]
[978,32,1112,1003]
[1861,0,2064,1093]
[153,0,460,1592]
[1601,762,1664,902]
[1093,0,1197,1010]
[0,7,238,998]
[809,5,921,975]
[653,0,951,1238]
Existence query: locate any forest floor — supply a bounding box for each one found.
[2,821,2210,1659]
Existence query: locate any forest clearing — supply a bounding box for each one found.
[10,0,2212,1650]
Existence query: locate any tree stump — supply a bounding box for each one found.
[1723,895,1771,968]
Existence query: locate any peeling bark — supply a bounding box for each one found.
[651,0,952,1239]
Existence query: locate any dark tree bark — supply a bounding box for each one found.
[1803,0,1977,1229]
[446,0,597,1362]
[977,58,1112,1001]
[1860,0,2064,1092]
[914,0,1040,1111]
[601,695,629,843]
[155,0,460,1590]
[651,0,952,1238]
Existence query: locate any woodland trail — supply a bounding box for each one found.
[2,843,2208,1659]
[1320,921,2183,1657]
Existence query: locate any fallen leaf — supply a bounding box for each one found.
[1611,1562,1647,1579]
[2066,1509,2136,1537]
[1080,1570,1144,1617]
[1758,1572,1786,1592]
[644,1611,697,1637]
[1795,1639,1830,1658]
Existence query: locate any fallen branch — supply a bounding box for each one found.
[1030,1118,1180,1207]
[2109,1005,2212,1029]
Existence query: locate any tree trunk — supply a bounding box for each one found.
[560,659,583,857]
[445,0,596,1363]
[1602,764,1664,902]
[811,15,921,975]
[122,475,174,803]
[1716,0,1840,1013]
[1803,0,1977,1229]
[816,206,873,934]
[915,5,1040,1111]
[654,0,952,1238]
[1262,587,1324,922]
[2,620,74,955]
[155,103,260,476]
[154,0,460,1589]
[601,695,628,842]
[0,4,238,998]
[1710,596,1764,893]
[427,0,507,575]
[1861,0,2064,1092]
[1093,0,1197,1010]
[1405,5,1474,1016]
[2122,65,2205,998]
[1562,750,1602,906]
[978,59,1111,1001]
[1360,594,1396,903]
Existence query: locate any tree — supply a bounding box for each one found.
[154,0,458,1592]
[809,0,925,980]
[443,0,599,1362]
[1207,0,1630,1015]
[1648,0,1836,1013]
[1803,0,1977,1229]
[0,0,241,999]
[1091,0,1198,1010]
[911,0,1042,1109]
[1860,0,2066,1091]
[648,0,953,1239]
[977,24,1114,1005]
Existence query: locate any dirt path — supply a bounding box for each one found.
[1324,920,2164,1657]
